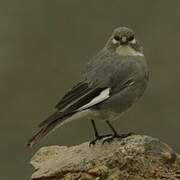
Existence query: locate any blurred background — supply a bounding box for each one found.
[0,0,180,179]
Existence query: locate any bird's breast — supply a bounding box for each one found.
[116,45,144,56]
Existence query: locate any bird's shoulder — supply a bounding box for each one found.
[86,48,146,73]
[84,49,147,87]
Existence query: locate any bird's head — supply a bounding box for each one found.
[106,27,143,56]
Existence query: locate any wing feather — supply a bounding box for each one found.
[55,82,89,110]
[38,81,109,128]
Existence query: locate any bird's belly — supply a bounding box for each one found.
[60,109,105,126]
[62,81,147,124]
[100,93,136,114]
[98,82,147,115]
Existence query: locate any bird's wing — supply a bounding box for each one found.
[27,55,140,148]
[54,81,106,111]
[27,78,134,148]
[38,81,110,128]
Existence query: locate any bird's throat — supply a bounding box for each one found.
[116,45,143,56]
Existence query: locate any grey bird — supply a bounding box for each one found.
[26,26,149,148]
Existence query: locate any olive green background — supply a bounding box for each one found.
[0,0,180,179]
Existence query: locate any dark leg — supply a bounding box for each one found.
[103,120,134,144]
[91,119,99,138]
[89,120,112,146]
[106,120,119,136]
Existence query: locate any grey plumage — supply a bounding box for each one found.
[26,27,149,148]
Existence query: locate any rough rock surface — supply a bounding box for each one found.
[30,135,180,180]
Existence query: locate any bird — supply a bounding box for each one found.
[26,26,149,148]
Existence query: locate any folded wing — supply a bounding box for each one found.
[38,81,110,128]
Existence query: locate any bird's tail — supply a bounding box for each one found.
[26,112,73,148]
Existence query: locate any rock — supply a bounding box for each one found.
[30,135,180,180]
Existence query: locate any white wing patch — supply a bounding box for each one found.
[77,88,111,111]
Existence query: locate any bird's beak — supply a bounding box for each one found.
[121,36,128,44]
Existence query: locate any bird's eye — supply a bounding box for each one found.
[114,35,120,41]
[128,35,134,41]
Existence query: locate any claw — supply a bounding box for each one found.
[89,134,112,147]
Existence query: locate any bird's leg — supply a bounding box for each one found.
[91,119,99,138]
[106,120,119,137]
[89,119,111,146]
[103,120,134,144]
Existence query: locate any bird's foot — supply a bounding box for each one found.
[89,134,112,146]
[102,132,134,144]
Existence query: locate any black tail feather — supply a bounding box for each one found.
[38,111,63,128]
[26,112,74,148]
